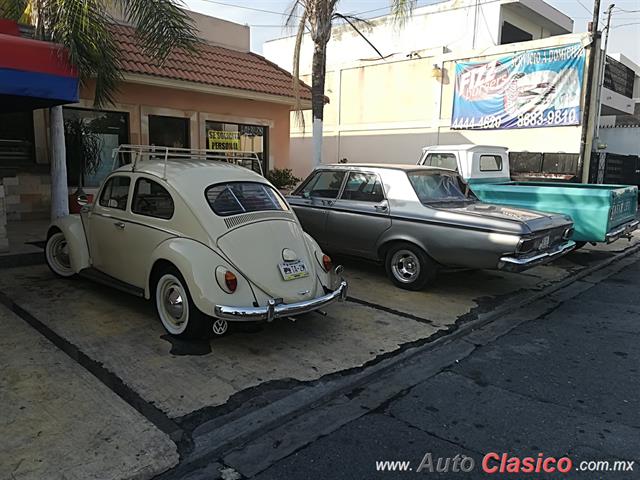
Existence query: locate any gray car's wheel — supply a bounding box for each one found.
[385,243,437,291]
[45,231,75,278]
[153,266,216,339]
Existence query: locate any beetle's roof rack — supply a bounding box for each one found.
[112,144,264,178]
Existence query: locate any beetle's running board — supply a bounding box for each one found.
[79,268,145,298]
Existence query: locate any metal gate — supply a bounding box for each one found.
[590,152,640,186]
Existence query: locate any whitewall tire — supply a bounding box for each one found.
[45,232,75,278]
[153,267,216,339]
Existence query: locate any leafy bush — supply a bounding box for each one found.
[267,168,302,190]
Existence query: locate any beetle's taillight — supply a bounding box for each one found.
[322,254,333,272]
[224,271,237,293]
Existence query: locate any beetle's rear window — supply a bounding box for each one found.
[205,182,289,216]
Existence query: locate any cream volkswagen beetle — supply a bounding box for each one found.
[45,146,347,339]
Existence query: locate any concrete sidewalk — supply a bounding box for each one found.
[250,257,640,479]
[0,303,178,480]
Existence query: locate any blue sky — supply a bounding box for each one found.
[184,0,640,64]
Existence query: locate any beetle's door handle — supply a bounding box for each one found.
[114,221,125,230]
[374,204,388,212]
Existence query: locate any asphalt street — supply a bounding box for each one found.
[245,257,640,479]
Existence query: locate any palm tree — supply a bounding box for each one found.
[0,0,198,219]
[287,0,415,166]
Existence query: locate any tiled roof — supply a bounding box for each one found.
[111,24,311,102]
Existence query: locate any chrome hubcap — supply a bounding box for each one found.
[164,286,184,321]
[52,238,70,268]
[157,275,188,333]
[391,250,421,283]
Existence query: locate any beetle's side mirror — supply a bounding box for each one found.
[302,191,310,199]
[77,194,89,206]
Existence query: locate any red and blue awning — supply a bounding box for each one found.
[0,21,79,112]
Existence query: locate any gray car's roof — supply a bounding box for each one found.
[318,163,453,173]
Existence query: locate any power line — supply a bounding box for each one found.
[612,21,640,28]
[194,0,299,18]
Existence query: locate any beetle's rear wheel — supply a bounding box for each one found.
[153,267,215,339]
[45,232,75,278]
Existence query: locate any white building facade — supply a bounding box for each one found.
[263,0,617,184]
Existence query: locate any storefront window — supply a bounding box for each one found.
[149,115,190,148]
[0,111,35,169]
[205,121,268,172]
[63,108,129,188]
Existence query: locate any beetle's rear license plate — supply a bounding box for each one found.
[279,260,309,281]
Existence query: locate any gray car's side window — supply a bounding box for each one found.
[99,176,131,210]
[300,171,346,199]
[340,172,385,203]
[425,153,458,171]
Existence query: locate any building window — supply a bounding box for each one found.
[0,111,35,169]
[500,22,533,45]
[205,121,268,172]
[63,108,129,188]
[149,115,190,148]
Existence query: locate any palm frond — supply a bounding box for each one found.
[390,0,416,27]
[117,0,198,62]
[289,0,308,129]
[44,0,122,106]
[0,0,29,21]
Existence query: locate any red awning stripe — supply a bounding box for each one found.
[0,33,77,78]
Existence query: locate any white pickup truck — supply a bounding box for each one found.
[418,144,638,246]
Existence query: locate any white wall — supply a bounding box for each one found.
[263,0,572,76]
[600,127,640,155]
[284,33,593,180]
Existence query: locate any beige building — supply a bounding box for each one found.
[0,11,311,252]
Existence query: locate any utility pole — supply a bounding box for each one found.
[578,0,602,182]
[594,3,615,143]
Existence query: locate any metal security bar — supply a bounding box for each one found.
[111,144,264,178]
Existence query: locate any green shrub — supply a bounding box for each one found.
[267,168,302,190]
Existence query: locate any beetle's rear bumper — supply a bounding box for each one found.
[498,240,576,273]
[214,280,348,322]
[606,219,639,244]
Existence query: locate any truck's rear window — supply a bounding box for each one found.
[206,182,288,216]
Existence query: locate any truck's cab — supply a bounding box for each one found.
[419,144,511,185]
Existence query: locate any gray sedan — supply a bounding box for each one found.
[287,164,576,290]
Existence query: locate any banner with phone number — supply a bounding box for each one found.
[451,43,585,130]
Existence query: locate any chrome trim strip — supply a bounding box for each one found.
[605,220,639,244]
[498,240,576,273]
[214,279,348,322]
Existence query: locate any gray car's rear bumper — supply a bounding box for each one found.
[498,240,576,273]
[214,280,348,322]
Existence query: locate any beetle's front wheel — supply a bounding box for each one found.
[45,232,75,278]
[154,268,212,339]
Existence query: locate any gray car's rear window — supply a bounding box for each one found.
[205,182,288,216]
[408,171,467,203]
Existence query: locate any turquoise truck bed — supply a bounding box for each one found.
[470,181,638,242]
